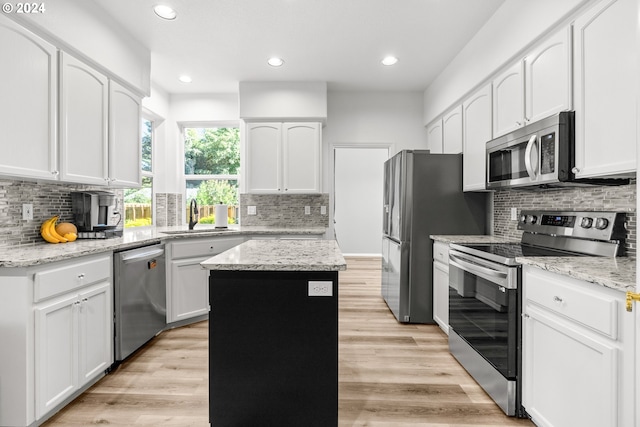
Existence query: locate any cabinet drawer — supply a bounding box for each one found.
[525,269,618,339]
[34,255,111,302]
[171,236,245,259]
[433,242,449,265]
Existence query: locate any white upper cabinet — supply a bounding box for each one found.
[426,119,443,154]
[462,84,492,191]
[282,122,321,193]
[245,123,282,193]
[443,105,463,154]
[244,122,321,193]
[109,81,142,187]
[493,62,525,138]
[0,16,58,180]
[573,0,637,178]
[493,27,572,138]
[524,27,572,124]
[59,52,109,185]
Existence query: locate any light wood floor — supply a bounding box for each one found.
[42,256,535,426]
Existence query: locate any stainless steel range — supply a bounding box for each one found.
[448,210,626,417]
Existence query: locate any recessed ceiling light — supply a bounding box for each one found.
[179,75,192,83]
[267,57,285,67]
[381,56,399,66]
[154,5,177,20]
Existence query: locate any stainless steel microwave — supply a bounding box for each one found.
[486,111,628,189]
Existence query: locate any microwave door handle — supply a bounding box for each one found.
[524,134,538,180]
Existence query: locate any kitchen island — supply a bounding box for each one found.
[201,239,347,427]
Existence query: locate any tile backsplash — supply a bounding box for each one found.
[0,179,124,248]
[493,180,636,256]
[239,193,330,227]
[0,177,635,257]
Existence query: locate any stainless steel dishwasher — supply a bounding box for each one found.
[114,243,166,361]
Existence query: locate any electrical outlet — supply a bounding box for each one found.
[308,281,332,297]
[247,206,257,215]
[321,206,327,215]
[304,206,311,215]
[511,207,518,221]
[22,204,33,220]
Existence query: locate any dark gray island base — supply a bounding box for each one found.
[201,240,347,427]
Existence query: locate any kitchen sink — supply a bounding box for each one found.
[162,228,237,235]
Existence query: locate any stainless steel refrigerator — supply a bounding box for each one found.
[382,150,487,323]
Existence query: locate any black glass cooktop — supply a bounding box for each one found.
[452,242,588,266]
[462,243,574,259]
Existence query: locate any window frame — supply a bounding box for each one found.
[180,121,241,226]
[123,113,156,228]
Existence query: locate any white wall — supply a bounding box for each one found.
[323,91,428,239]
[423,0,589,125]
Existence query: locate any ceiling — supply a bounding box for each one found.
[93,0,505,95]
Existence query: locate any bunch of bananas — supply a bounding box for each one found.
[40,216,78,244]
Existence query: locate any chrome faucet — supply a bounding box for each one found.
[188,199,199,230]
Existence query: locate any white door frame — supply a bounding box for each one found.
[329,142,394,242]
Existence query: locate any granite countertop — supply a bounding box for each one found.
[517,256,636,292]
[201,239,347,272]
[430,235,519,244]
[0,225,327,268]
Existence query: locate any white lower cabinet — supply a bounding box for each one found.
[432,242,449,334]
[0,253,113,427]
[167,236,245,324]
[522,265,634,427]
[35,281,112,419]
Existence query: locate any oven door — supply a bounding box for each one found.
[448,249,519,379]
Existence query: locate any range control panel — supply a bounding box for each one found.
[518,210,626,241]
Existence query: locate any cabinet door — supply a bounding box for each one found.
[492,62,525,137]
[462,84,492,191]
[573,0,636,178]
[245,123,282,193]
[170,258,210,323]
[442,106,463,154]
[109,81,141,187]
[523,305,618,427]
[525,27,572,124]
[78,282,112,385]
[282,122,321,193]
[35,294,78,419]
[432,260,449,335]
[0,16,58,180]
[59,52,109,185]
[426,119,443,154]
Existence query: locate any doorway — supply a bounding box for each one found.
[332,145,390,256]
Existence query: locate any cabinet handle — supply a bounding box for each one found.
[516,121,522,126]
[82,298,88,303]
[51,170,59,176]
[78,273,85,279]
[553,295,563,303]
[571,167,580,174]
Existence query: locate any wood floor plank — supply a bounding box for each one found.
[42,256,534,427]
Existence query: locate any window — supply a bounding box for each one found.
[184,126,240,225]
[124,118,154,227]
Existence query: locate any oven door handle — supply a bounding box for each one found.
[449,253,508,281]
